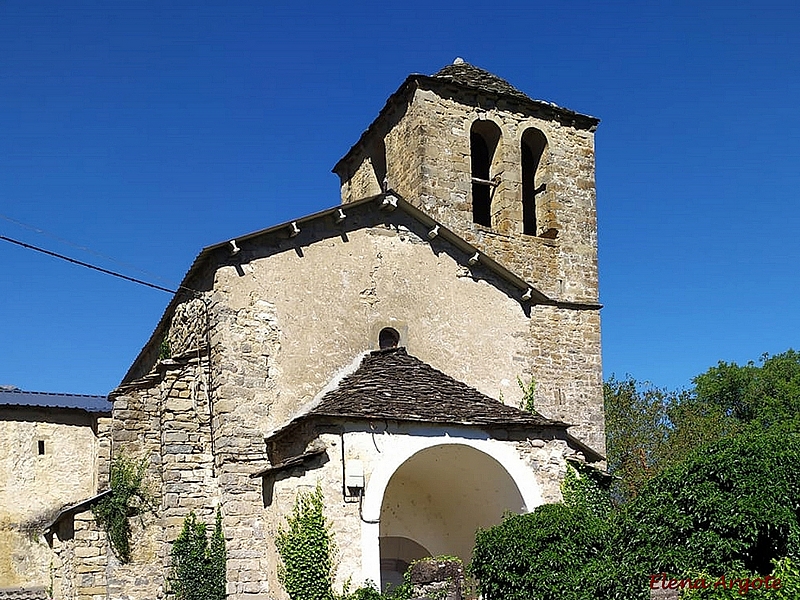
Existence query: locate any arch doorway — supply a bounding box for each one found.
[379,444,525,585]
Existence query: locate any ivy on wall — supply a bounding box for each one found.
[93,453,155,563]
[168,509,227,600]
[276,485,337,600]
[275,484,413,600]
[560,461,612,519]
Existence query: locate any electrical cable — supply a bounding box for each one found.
[0,234,186,295]
[0,211,177,288]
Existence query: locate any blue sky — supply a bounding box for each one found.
[1,0,798,395]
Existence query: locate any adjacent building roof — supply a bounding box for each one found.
[0,387,110,413]
[0,588,49,600]
[271,347,568,436]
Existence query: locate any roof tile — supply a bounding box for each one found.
[433,60,531,101]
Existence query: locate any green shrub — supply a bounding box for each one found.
[613,432,800,581]
[93,453,155,563]
[168,509,226,600]
[471,503,614,600]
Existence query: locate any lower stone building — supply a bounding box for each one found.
[0,387,110,599]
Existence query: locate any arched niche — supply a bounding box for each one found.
[379,536,430,591]
[379,444,525,571]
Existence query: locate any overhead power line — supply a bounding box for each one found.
[0,234,179,295]
[0,211,177,288]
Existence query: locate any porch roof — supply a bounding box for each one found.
[271,347,568,437]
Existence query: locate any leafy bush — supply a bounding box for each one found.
[471,503,614,600]
[93,453,155,563]
[168,510,226,600]
[471,432,800,600]
[613,431,800,581]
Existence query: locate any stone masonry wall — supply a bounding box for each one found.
[51,510,109,600]
[107,332,220,598]
[109,292,273,600]
[335,82,603,454]
[529,305,604,454]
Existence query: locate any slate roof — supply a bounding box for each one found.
[0,387,110,413]
[0,588,49,600]
[433,59,531,102]
[286,347,567,430]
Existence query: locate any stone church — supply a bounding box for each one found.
[0,59,604,599]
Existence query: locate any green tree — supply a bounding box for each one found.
[605,376,668,499]
[693,350,800,431]
[169,509,227,600]
[604,352,800,500]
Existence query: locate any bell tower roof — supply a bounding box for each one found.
[432,58,532,102]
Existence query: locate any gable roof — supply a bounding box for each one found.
[119,191,600,387]
[0,388,110,413]
[268,347,567,438]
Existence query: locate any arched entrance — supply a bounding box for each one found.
[378,444,525,587]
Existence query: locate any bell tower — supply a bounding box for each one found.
[333,60,605,453]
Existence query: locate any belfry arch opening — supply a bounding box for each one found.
[370,138,388,192]
[521,128,547,235]
[378,444,525,589]
[470,120,502,227]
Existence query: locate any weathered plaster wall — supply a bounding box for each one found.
[210,214,534,438]
[0,411,101,589]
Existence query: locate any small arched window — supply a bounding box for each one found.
[379,327,400,350]
[521,128,547,235]
[470,121,502,227]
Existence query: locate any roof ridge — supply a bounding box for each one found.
[0,389,107,399]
